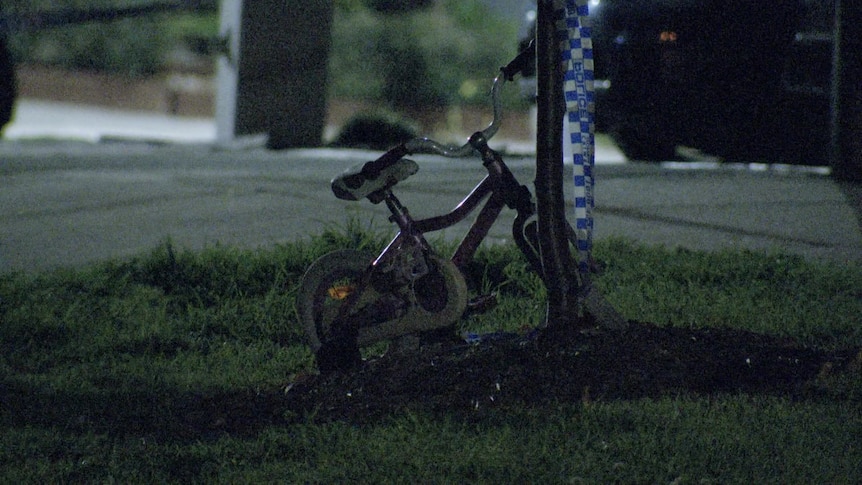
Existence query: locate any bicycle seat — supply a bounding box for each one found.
[331,158,419,202]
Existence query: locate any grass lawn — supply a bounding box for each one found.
[1,227,860,483]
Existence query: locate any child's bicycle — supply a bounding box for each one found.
[296,47,615,372]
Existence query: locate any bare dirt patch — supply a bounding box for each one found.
[281,319,861,424]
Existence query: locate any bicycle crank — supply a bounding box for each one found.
[356,254,468,345]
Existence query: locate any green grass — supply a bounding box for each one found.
[2,227,861,483]
[592,240,862,349]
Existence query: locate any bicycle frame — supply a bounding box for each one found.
[370,133,544,283]
[328,144,541,337]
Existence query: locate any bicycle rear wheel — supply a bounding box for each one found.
[295,249,376,352]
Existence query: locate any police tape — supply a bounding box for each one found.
[556,0,595,274]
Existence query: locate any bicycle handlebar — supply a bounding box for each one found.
[364,71,507,174]
[363,42,534,172]
[404,70,505,157]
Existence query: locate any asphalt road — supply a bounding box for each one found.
[2,99,860,273]
[3,138,860,274]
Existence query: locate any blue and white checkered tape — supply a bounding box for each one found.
[556,0,594,274]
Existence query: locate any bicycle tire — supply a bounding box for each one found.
[295,249,376,351]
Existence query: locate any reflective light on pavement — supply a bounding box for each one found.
[5,99,217,144]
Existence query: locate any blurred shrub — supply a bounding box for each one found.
[6,0,521,109]
[25,19,168,77]
[4,0,217,77]
[330,110,419,149]
[329,0,521,109]
[366,0,434,14]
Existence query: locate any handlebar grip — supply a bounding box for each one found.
[361,144,410,179]
[501,39,536,81]
[468,132,497,163]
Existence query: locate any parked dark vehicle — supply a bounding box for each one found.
[1,2,16,133]
[522,0,837,165]
[0,37,14,132]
